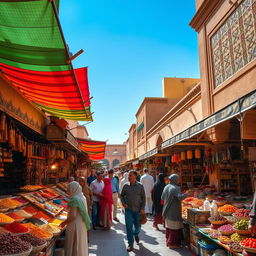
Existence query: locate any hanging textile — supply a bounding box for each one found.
[78,139,106,161]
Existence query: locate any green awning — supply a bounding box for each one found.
[137,122,144,132]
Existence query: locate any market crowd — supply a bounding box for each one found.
[62,167,193,256]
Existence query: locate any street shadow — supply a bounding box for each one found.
[132,244,162,256]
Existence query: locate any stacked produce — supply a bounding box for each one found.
[240,238,256,250]
[19,233,46,247]
[218,235,232,244]
[4,222,29,234]
[0,213,14,224]
[23,223,52,240]
[231,233,246,243]
[218,224,235,235]
[229,242,243,252]
[218,204,238,215]
[233,209,250,220]
[208,215,227,225]
[0,233,31,255]
[234,219,249,230]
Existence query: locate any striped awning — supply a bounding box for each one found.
[78,139,106,161]
[0,0,93,121]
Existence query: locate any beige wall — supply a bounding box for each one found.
[104,144,127,168]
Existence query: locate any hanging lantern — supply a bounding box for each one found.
[187,150,193,159]
[195,149,201,159]
[174,154,179,163]
[181,152,186,161]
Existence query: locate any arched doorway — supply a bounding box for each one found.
[112,159,120,168]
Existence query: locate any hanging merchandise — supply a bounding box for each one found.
[187,150,193,159]
[195,149,201,159]
[181,152,186,161]
[174,154,179,163]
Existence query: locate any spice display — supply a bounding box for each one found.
[229,242,243,252]
[0,233,31,255]
[231,233,246,242]
[7,212,24,221]
[234,219,249,230]
[15,210,33,218]
[29,217,47,226]
[241,238,256,248]
[0,212,14,223]
[0,198,22,209]
[218,236,232,244]
[234,209,250,219]
[4,222,29,234]
[218,224,235,235]
[23,206,38,215]
[50,219,63,226]
[19,233,46,247]
[12,197,28,205]
[20,185,44,191]
[41,224,60,234]
[218,204,238,214]
[33,211,51,221]
[23,223,52,239]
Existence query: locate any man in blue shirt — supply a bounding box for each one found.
[108,169,120,222]
[87,169,96,185]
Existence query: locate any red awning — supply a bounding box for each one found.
[0,63,92,121]
[77,138,106,161]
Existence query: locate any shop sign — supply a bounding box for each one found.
[139,148,158,161]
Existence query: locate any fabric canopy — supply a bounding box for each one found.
[0,63,92,121]
[0,0,93,121]
[78,139,106,161]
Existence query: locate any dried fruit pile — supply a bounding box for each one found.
[19,233,46,247]
[0,233,31,255]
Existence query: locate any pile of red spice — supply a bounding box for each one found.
[4,222,29,233]
[33,211,51,221]
[7,212,24,220]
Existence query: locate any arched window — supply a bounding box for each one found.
[101,159,110,169]
[112,159,120,168]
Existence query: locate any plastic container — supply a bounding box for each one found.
[210,200,218,217]
[203,198,211,211]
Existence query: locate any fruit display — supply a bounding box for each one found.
[224,216,237,224]
[208,215,227,225]
[233,209,250,220]
[218,236,232,244]
[0,212,14,224]
[229,242,243,252]
[240,238,256,253]
[230,233,246,243]
[4,222,29,234]
[218,204,238,215]
[209,231,221,239]
[0,233,32,256]
[234,219,249,230]
[18,233,46,247]
[218,224,235,235]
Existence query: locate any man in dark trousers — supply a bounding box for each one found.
[121,170,146,252]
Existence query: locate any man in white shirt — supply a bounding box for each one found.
[90,171,104,229]
[140,168,154,215]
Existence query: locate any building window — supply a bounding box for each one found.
[211,0,256,88]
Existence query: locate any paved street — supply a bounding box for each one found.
[89,212,192,256]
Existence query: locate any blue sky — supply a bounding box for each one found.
[59,0,200,144]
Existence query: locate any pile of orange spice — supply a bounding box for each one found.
[22,223,52,239]
[33,211,51,221]
[7,212,24,220]
[23,206,37,215]
[0,213,14,223]
[0,198,22,208]
[218,204,238,213]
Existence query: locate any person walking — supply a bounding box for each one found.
[108,169,120,222]
[121,170,146,252]
[64,181,91,256]
[87,169,96,185]
[161,174,186,249]
[99,177,114,230]
[151,173,166,230]
[140,168,154,215]
[79,177,93,215]
[120,172,129,193]
[90,171,104,230]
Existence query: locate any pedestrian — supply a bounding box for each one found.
[151,173,166,230]
[87,169,96,185]
[161,174,186,249]
[135,168,141,182]
[108,169,120,222]
[121,170,146,252]
[68,176,75,183]
[140,168,154,215]
[64,181,91,256]
[99,177,114,230]
[90,171,104,230]
[120,172,129,193]
[79,177,93,215]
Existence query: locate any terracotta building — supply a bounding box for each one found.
[102,144,126,169]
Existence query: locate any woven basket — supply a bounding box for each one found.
[241,246,256,254]
[233,228,251,235]
[31,242,47,254]
[208,218,227,225]
[219,230,235,236]
[218,237,231,244]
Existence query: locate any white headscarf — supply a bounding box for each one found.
[120,172,129,193]
[67,181,83,198]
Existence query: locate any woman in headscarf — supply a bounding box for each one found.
[64,181,91,256]
[79,177,93,215]
[99,177,113,230]
[151,173,166,230]
[119,172,129,193]
[161,174,186,249]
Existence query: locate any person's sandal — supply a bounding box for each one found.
[127,245,134,252]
